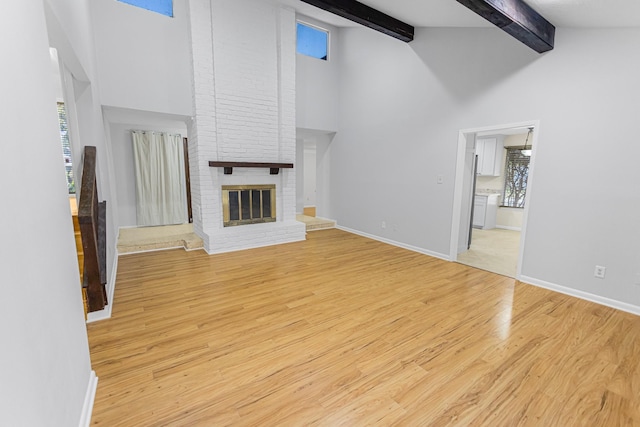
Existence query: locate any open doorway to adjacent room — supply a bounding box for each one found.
[450,121,539,279]
[296,129,336,231]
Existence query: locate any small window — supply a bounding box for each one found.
[502,147,530,208]
[297,22,328,60]
[118,0,173,17]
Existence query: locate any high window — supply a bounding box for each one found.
[118,0,173,17]
[297,22,328,60]
[57,103,75,194]
[502,148,530,208]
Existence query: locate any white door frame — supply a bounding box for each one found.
[449,120,541,280]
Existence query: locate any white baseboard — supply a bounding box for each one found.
[78,370,98,427]
[519,275,640,316]
[496,225,522,232]
[337,225,450,261]
[86,254,118,323]
[117,225,140,230]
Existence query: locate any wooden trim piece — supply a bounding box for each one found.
[209,161,294,169]
[183,138,193,223]
[78,146,108,312]
[455,0,555,53]
[299,0,414,43]
[78,146,97,224]
[209,161,294,175]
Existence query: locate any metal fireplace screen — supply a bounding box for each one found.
[222,185,276,227]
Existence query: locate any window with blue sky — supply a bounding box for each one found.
[118,0,173,17]
[297,22,328,60]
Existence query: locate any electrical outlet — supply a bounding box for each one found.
[437,175,444,184]
[381,221,386,229]
[594,265,606,279]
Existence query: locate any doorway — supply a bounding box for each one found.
[303,140,317,216]
[295,130,336,231]
[450,121,540,279]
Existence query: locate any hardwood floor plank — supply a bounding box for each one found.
[88,229,640,425]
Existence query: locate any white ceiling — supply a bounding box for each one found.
[283,0,640,29]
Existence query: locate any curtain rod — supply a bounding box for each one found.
[131,130,183,136]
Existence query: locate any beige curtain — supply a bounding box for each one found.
[132,131,187,226]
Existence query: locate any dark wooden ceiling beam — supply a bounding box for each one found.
[456,0,555,53]
[299,0,414,43]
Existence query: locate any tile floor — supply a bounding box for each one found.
[456,228,521,278]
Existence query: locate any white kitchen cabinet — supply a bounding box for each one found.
[475,137,503,176]
[473,194,498,229]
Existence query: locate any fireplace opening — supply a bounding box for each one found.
[222,185,276,227]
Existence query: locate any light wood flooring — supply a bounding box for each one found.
[88,229,640,426]
[457,228,521,278]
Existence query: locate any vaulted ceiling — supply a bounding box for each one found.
[283,0,640,28]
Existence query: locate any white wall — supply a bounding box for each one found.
[332,26,640,309]
[315,132,334,219]
[46,0,120,319]
[105,108,189,227]
[303,141,317,207]
[333,27,467,256]
[0,2,93,425]
[295,15,338,217]
[90,0,193,116]
[50,49,65,101]
[296,139,305,213]
[44,0,97,82]
[296,16,340,132]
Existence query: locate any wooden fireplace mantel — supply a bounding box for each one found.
[208,161,294,175]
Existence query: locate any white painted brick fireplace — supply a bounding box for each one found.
[187,0,305,254]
